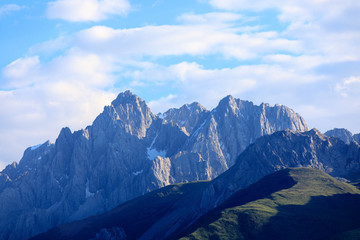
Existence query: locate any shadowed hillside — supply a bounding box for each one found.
[32,168,360,240]
[31,181,209,240]
[177,168,360,240]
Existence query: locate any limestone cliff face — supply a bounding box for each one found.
[168,95,309,181]
[162,102,209,135]
[0,91,308,240]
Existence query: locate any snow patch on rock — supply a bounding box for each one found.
[85,180,94,198]
[147,134,167,161]
[147,148,166,161]
[132,170,143,176]
[31,144,41,150]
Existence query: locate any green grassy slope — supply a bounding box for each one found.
[31,181,209,240]
[178,168,360,240]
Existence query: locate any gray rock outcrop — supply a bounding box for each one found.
[0,91,308,240]
[324,128,357,144]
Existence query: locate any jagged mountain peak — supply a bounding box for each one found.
[215,95,262,117]
[55,127,74,151]
[309,127,325,136]
[110,90,153,116]
[0,92,311,240]
[93,91,155,138]
[215,95,303,119]
[217,94,238,109]
[324,128,355,144]
[111,90,139,107]
[217,94,255,107]
[57,127,72,141]
[181,102,207,112]
[165,101,207,115]
[0,140,53,185]
[220,94,235,102]
[163,101,210,135]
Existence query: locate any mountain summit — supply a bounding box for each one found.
[0,91,308,239]
[325,128,360,145]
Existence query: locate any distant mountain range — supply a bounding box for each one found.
[0,91,309,240]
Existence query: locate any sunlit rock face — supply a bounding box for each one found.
[0,91,308,240]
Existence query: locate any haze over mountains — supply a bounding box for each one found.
[0,91,309,240]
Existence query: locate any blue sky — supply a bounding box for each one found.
[1,0,360,170]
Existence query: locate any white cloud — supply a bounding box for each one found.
[29,36,70,55]
[208,0,360,61]
[132,61,325,114]
[148,94,178,114]
[0,86,116,170]
[72,22,300,61]
[1,51,116,89]
[2,6,360,170]
[178,12,245,25]
[203,0,360,134]
[209,0,272,11]
[0,4,22,16]
[45,49,116,87]
[2,56,41,88]
[209,0,360,16]
[2,56,39,79]
[0,50,119,169]
[46,0,130,22]
[335,76,360,98]
[29,12,302,62]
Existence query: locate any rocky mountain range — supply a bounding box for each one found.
[32,127,360,240]
[0,91,308,240]
[325,128,360,145]
[131,129,360,240]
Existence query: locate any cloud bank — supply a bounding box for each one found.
[0,4,22,16]
[46,0,131,22]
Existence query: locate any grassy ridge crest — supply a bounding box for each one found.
[178,168,360,240]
